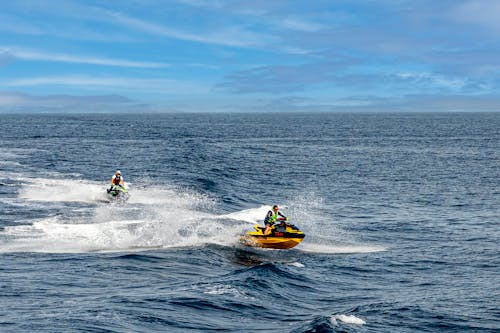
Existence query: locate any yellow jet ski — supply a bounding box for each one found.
[240,222,305,249]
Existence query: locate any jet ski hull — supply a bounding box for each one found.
[240,235,304,249]
[106,185,129,202]
[240,224,305,249]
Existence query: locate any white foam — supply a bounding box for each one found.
[290,262,305,268]
[127,185,214,209]
[203,284,250,299]
[2,179,385,255]
[17,177,216,210]
[0,161,22,167]
[222,205,270,224]
[0,195,248,253]
[0,147,39,159]
[331,314,366,325]
[300,242,386,254]
[1,218,139,253]
[18,178,108,203]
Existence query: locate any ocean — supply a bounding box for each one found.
[0,112,498,332]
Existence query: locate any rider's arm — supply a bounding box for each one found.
[264,210,273,223]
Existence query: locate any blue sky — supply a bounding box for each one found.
[0,0,499,113]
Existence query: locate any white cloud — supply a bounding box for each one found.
[279,18,324,32]
[0,14,44,35]
[451,0,500,32]
[107,11,268,48]
[4,75,211,95]
[0,46,168,68]
[396,72,467,91]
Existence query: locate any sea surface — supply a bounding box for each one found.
[0,112,498,332]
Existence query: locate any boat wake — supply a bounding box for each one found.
[300,243,386,254]
[18,177,109,203]
[0,178,385,254]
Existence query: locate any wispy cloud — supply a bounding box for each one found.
[451,0,500,33]
[0,2,124,41]
[0,46,168,68]
[242,93,500,113]
[0,14,44,35]
[107,11,269,48]
[278,18,325,32]
[215,58,362,94]
[4,75,210,95]
[216,61,479,96]
[0,1,498,113]
[395,72,468,92]
[174,0,272,17]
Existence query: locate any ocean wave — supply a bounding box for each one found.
[331,314,366,325]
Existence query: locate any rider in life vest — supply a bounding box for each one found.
[263,205,288,235]
[110,170,125,187]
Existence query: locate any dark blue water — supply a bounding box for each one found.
[0,112,498,332]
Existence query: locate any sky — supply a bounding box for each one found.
[0,0,499,113]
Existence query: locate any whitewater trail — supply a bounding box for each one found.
[1,177,385,254]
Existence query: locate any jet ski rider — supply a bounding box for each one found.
[264,205,288,235]
[108,170,125,192]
